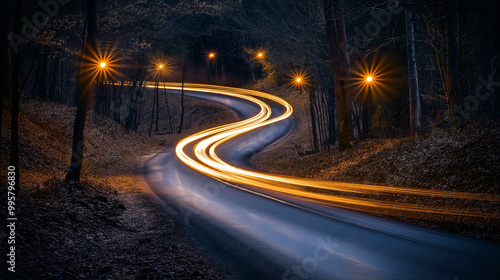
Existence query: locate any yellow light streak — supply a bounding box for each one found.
[153,82,500,220]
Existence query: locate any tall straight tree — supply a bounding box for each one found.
[444,1,461,128]
[406,8,421,136]
[0,0,10,158]
[10,0,22,193]
[66,0,98,182]
[322,0,352,150]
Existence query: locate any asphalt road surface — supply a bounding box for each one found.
[143,83,500,280]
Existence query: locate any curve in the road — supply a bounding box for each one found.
[143,83,500,279]
[153,83,500,219]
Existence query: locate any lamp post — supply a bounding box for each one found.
[297,77,303,94]
[362,75,374,139]
[208,52,218,84]
[292,74,305,95]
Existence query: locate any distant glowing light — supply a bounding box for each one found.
[100,62,106,68]
[151,58,170,77]
[209,53,215,58]
[296,78,301,82]
[366,76,373,82]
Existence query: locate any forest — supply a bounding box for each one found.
[1,0,500,279]
[3,0,499,172]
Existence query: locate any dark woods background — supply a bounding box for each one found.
[2,0,500,157]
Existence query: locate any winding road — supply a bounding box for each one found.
[142,83,500,280]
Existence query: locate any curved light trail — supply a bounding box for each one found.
[148,82,500,220]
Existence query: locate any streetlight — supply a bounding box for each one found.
[366,76,373,82]
[149,60,173,134]
[290,69,308,95]
[100,61,106,68]
[206,51,218,84]
[292,74,306,94]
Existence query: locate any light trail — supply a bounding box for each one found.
[152,83,500,220]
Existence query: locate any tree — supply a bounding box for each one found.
[10,0,22,193]
[444,1,461,128]
[66,0,98,182]
[323,0,352,150]
[0,0,10,159]
[178,54,188,134]
[406,8,421,136]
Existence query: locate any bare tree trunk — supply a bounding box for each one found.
[445,1,461,128]
[66,0,97,182]
[37,52,48,99]
[406,9,421,136]
[0,0,10,159]
[178,55,188,134]
[10,0,22,192]
[149,82,157,137]
[134,85,144,132]
[361,93,371,139]
[308,92,320,152]
[323,0,352,151]
[162,87,173,133]
[48,55,59,101]
[154,84,159,132]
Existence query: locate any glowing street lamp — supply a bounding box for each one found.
[366,76,373,82]
[291,74,307,94]
[206,51,218,84]
[151,60,169,79]
[90,46,120,81]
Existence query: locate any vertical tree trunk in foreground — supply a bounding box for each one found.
[323,0,352,150]
[10,0,22,193]
[66,0,97,182]
[0,0,10,158]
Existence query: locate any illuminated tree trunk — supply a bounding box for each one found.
[66,0,97,182]
[406,9,421,136]
[323,0,352,150]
